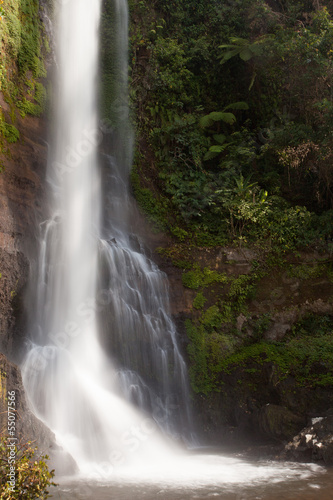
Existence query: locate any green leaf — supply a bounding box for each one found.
[200,105,244,128]
[204,144,229,161]
[229,37,248,45]
[250,43,263,56]
[219,44,238,49]
[209,111,227,121]
[258,189,268,203]
[208,111,236,124]
[220,48,240,63]
[213,134,226,144]
[199,115,214,128]
[249,72,256,91]
[223,102,249,111]
[217,112,236,124]
[209,144,228,153]
[239,48,254,61]
[204,150,220,161]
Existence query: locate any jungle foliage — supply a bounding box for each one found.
[129,0,333,251]
[127,0,333,396]
[0,0,49,151]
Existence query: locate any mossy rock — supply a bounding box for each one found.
[258,404,306,441]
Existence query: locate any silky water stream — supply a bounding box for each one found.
[21,0,332,498]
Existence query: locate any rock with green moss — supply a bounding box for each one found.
[258,404,305,441]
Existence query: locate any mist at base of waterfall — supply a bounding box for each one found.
[49,450,330,500]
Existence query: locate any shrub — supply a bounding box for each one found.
[0,436,56,499]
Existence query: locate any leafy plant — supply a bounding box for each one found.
[0,117,19,143]
[129,0,333,251]
[199,102,249,160]
[0,437,56,499]
[228,273,257,306]
[193,292,207,310]
[219,35,274,64]
[182,265,228,289]
[199,102,249,128]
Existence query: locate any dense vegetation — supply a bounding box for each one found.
[129,0,333,251]
[128,0,333,399]
[0,0,49,169]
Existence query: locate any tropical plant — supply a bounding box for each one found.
[199,102,249,160]
[219,35,273,64]
[199,102,249,128]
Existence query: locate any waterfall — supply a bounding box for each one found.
[22,0,193,475]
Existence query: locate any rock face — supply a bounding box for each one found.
[285,413,333,465]
[0,104,47,359]
[151,240,333,448]
[0,353,54,451]
[0,249,29,357]
[0,353,77,475]
[191,356,333,448]
[258,404,306,441]
[0,51,54,463]
[0,0,55,360]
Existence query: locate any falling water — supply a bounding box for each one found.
[22,0,327,493]
[22,0,192,474]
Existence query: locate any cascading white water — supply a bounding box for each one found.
[22,0,193,475]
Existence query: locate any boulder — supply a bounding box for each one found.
[285,414,333,465]
[264,322,291,341]
[258,404,306,441]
